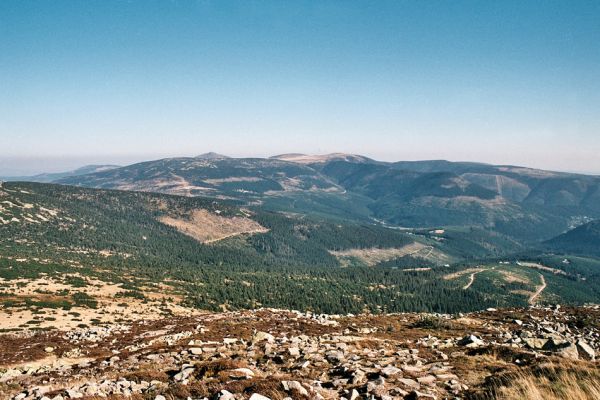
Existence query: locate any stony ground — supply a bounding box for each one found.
[0,306,598,400]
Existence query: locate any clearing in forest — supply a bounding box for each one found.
[159,209,268,244]
[330,242,442,267]
[444,267,486,281]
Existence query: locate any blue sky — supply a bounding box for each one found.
[1,0,599,175]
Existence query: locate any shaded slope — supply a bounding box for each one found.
[546,220,600,256]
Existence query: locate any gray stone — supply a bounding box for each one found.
[554,343,579,360]
[288,347,300,357]
[352,369,367,385]
[174,367,195,381]
[381,365,402,376]
[282,380,308,396]
[230,368,255,379]
[189,347,203,355]
[406,391,437,400]
[398,378,420,389]
[458,334,484,348]
[252,331,275,344]
[65,390,83,399]
[249,394,271,400]
[524,337,548,350]
[576,340,596,360]
[417,375,437,385]
[219,390,235,400]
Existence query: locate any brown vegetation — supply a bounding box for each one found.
[469,361,600,400]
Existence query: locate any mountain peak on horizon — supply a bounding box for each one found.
[271,152,372,164]
[195,152,230,160]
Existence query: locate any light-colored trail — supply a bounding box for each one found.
[203,229,267,244]
[408,245,433,258]
[463,270,483,290]
[529,273,547,304]
[421,246,434,259]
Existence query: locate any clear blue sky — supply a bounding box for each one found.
[1,0,599,175]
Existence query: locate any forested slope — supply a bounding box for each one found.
[1,181,598,314]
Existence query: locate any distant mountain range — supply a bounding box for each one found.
[6,153,600,243]
[2,160,600,314]
[1,164,120,183]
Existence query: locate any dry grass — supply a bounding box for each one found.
[123,365,169,382]
[470,361,600,400]
[194,359,249,379]
[0,275,197,332]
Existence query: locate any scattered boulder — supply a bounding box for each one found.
[458,334,484,348]
[524,337,548,350]
[576,340,596,360]
[252,331,275,344]
[282,381,308,396]
[2,306,599,400]
[249,394,271,400]
[381,365,402,377]
[189,347,203,355]
[229,368,255,379]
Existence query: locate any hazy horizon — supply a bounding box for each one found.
[1,152,600,177]
[2,1,599,175]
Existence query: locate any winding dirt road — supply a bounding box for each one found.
[529,273,547,304]
[463,270,484,290]
[203,229,268,244]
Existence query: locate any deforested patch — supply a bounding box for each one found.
[330,242,447,267]
[159,209,268,244]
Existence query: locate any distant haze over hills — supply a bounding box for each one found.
[195,152,230,160]
[1,164,120,183]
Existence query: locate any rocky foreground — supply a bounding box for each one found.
[1,306,599,400]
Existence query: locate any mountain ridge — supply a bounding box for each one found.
[0,164,120,183]
[52,154,600,242]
